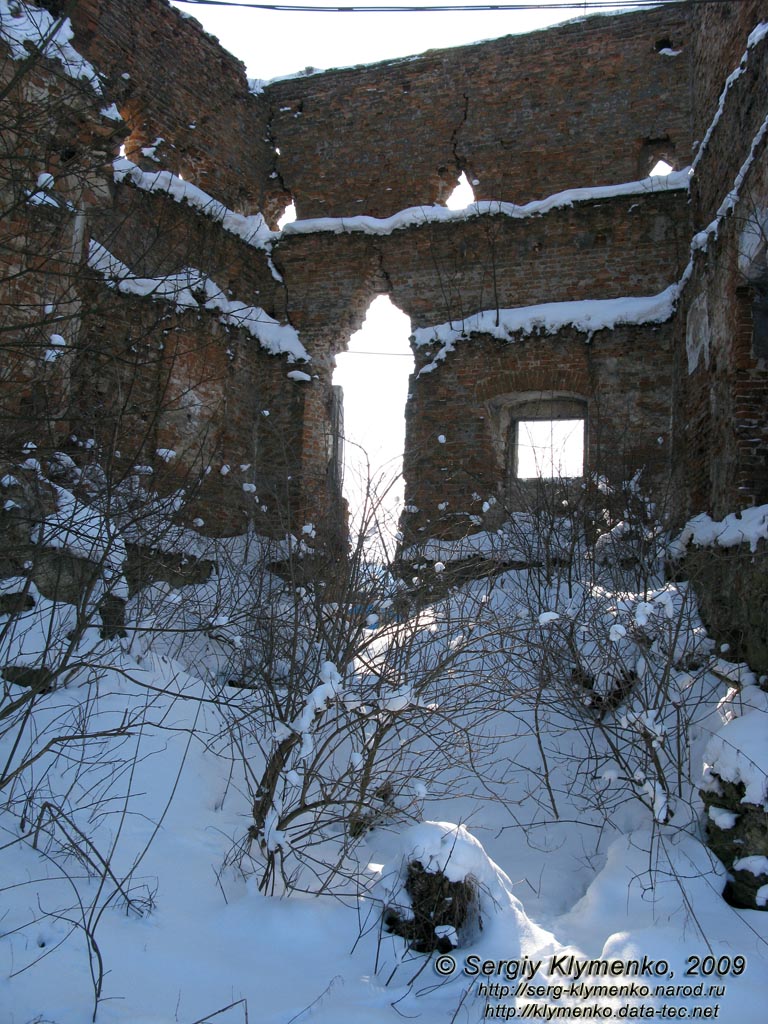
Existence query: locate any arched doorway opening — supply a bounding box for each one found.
[332,295,414,555]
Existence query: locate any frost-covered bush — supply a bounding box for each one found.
[206,552,517,895]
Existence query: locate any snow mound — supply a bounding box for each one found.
[559,829,726,948]
[378,821,553,954]
[704,708,768,806]
[670,503,768,555]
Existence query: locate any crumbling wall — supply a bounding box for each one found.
[71,277,307,536]
[264,3,693,219]
[674,5,768,520]
[66,0,281,216]
[0,4,326,542]
[401,321,675,542]
[272,184,688,541]
[4,0,766,561]
[0,25,120,452]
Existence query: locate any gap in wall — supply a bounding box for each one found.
[332,295,414,553]
[277,200,297,228]
[516,418,585,480]
[445,171,475,209]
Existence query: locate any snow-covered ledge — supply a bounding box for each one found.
[281,170,691,239]
[88,241,308,362]
[414,286,679,376]
[113,159,277,251]
[670,504,768,557]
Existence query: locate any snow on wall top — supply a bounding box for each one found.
[690,21,768,179]
[88,241,308,363]
[0,0,102,92]
[414,286,679,375]
[281,170,691,239]
[113,159,276,250]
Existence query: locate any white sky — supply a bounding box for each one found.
[168,1,638,533]
[170,1,605,83]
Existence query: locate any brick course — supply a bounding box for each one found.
[1,0,766,550]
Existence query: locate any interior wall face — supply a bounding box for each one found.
[400,322,675,543]
[674,5,768,520]
[4,0,767,547]
[66,0,280,216]
[264,4,693,220]
[258,2,696,536]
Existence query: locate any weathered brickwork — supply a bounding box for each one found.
[273,186,686,541]
[1,0,766,561]
[402,321,675,540]
[0,36,120,450]
[276,189,687,328]
[265,4,693,219]
[71,277,307,536]
[64,0,281,217]
[674,7,768,520]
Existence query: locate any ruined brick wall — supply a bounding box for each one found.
[0,7,321,540]
[275,189,687,331]
[66,0,283,218]
[255,2,698,545]
[402,321,675,541]
[273,184,688,541]
[689,0,768,230]
[72,277,306,536]
[0,32,120,452]
[4,0,766,557]
[674,4,768,520]
[264,3,693,220]
[689,0,768,149]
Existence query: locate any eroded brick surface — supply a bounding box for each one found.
[1,0,766,548]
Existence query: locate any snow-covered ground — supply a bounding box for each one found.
[2,469,767,1024]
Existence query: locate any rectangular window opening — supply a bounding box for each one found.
[515,418,585,480]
